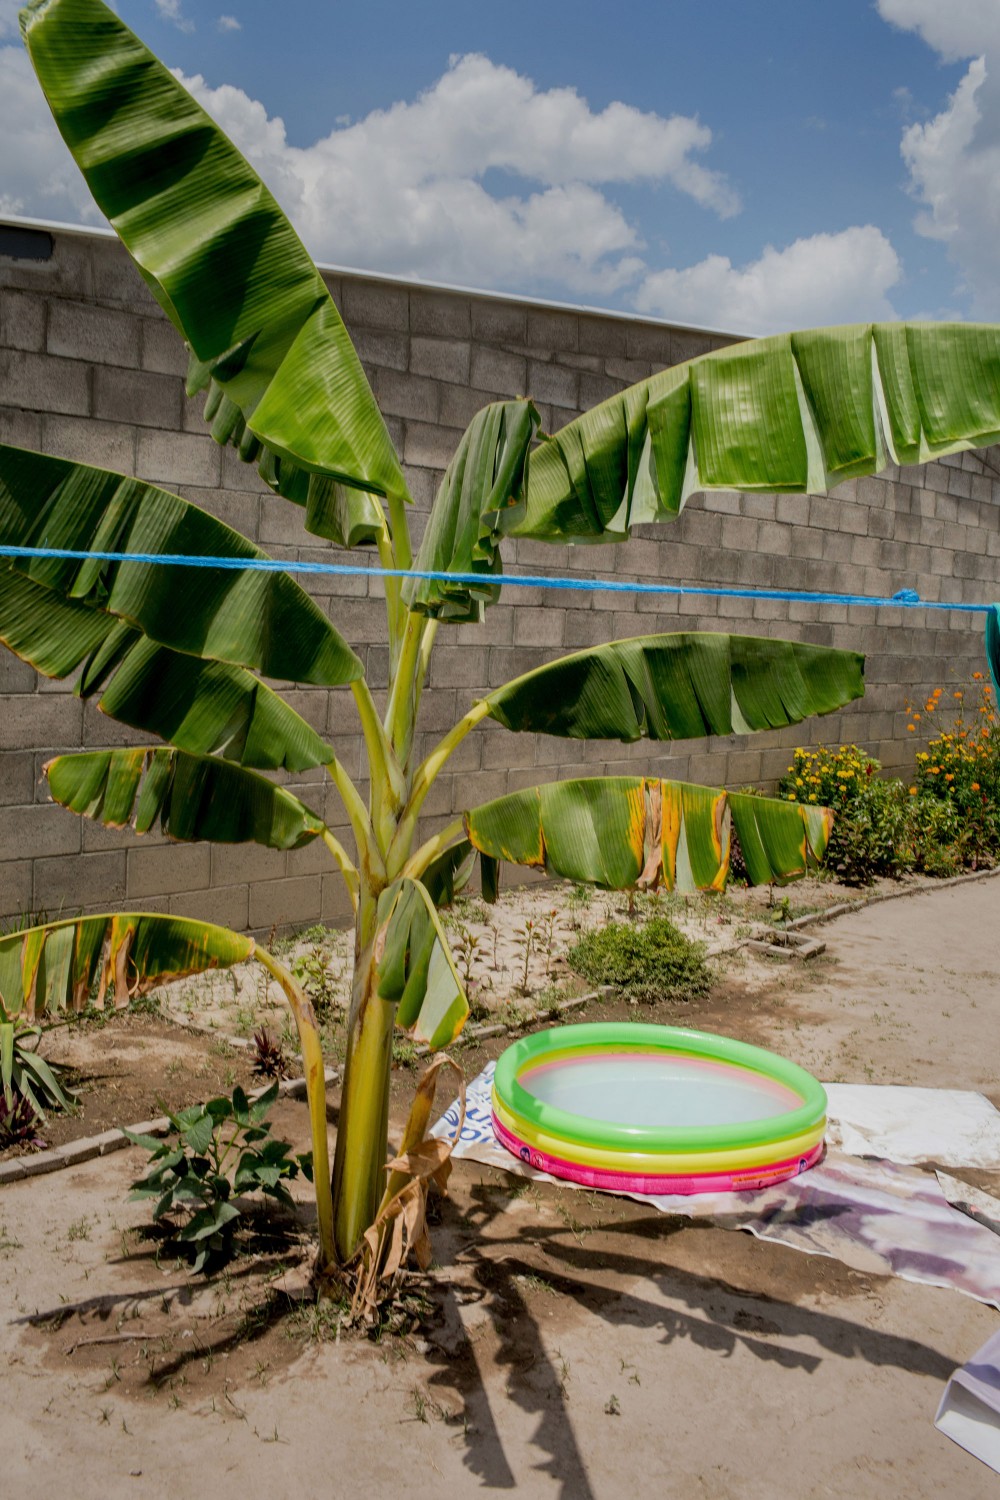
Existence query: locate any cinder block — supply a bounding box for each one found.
[210,843,288,886]
[375,368,440,422]
[6,803,81,860]
[0,288,46,352]
[471,301,526,345]
[140,316,189,377]
[91,243,159,310]
[0,405,42,449]
[169,882,250,930]
[403,421,463,470]
[410,336,471,384]
[249,875,322,933]
[47,298,141,367]
[0,348,90,417]
[469,345,526,396]
[526,360,579,409]
[136,428,221,488]
[526,308,578,353]
[33,850,126,911]
[0,859,32,921]
[512,606,565,648]
[41,413,136,474]
[342,280,409,333]
[579,371,624,408]
[350,327,409,373]
[94,365,182,429]
[578,315,628,359]
[410,290,470,339]
[127,842,211,898]
[0,693,83,750]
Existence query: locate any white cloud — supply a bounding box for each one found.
[634,227,902,335]
[877,0,1000,316]
[154,0,193,32]
[0,47,103,223]
[217,15,241,33]
[173,53,738,295]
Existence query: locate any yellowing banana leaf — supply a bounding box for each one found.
[46,748,325,850]
[464,777,832,892]
[0,444,361,686]
[0,569,334,773]
[506,323,1000,542]
[376,879,469,1049]
[405,401,538,622]
[0,913,253,1023]
[485,632,864,741]
[21,0,407,532]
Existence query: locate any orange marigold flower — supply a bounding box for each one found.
[954,691,963,698]
[908,786,917,795]
[907,725,916,732]
[972,782,981,791]
[933,688,942,697]
[973,671,983,680]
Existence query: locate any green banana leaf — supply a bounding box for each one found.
[464,776,832,892]
[0,569,335,773]
[21,0,407,535]
[376,879,469,1049]
[0,913,254,1022]
[485,632,864,741]
[506,322,1000,542]
[405,401,538,622]
[986,606,1000,701]
[0,444,361,686]
[46,747,326,850]
[421,839,476,908]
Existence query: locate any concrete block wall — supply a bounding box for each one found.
[2,219,999,932]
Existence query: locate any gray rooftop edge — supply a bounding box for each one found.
[0,210,744,342]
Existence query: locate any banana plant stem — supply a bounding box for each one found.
[321,830,359,914]
[388,700,490,876]
[253,945,335,1272]
[325,758,385,885]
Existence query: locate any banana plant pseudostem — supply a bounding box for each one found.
[5,0,1000,1273]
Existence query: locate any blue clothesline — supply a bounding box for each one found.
[0,544,994,615]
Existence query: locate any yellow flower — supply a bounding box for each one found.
[909,786,917,795]
[808,794,817,802]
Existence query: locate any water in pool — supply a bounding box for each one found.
[520,1051,802,1129]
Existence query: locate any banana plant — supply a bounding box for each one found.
[8,0,1000,1272]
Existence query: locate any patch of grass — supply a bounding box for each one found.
[567,915,710,1004]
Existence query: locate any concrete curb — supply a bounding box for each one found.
[0,1067,338,1186]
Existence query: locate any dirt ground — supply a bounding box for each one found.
[2,875,999,1498]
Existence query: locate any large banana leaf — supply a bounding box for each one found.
[485,632,864,741]
[0,913,253,1022]
[405,401,538,622]
[464,777,831,892]
[507,323,1000,542]
[47,747,325,850]
[21,0,407,535]
[0,569,334,773]
[0,444,361,686]
[376,879,469,1049]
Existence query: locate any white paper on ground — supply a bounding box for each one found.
[434,1066,1000,1308]
[935,1329,1000,1475]
[824,1084,1000,1169]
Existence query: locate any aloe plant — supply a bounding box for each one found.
[5,0,1000,1273]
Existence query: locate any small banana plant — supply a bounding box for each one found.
[4,0,1000,1280]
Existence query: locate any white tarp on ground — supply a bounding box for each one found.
[824,1084,1000,1169]
[434,1066,1000,1309]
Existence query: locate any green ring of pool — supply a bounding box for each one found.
[492,1022,827,1154]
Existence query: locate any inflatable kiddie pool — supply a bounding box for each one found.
[491,1022,826,1194]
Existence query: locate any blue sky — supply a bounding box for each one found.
[2,0,999,333]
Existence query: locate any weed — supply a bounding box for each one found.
[126,1083,312,1274]
[568,916,710,1004]
[66,1216,91,1242]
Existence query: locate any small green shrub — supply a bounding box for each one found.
[909,676,1000,871]
[779,745,912,885]
[126,1083,312,1273]
[568,917,710,1004]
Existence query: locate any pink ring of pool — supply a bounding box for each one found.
[492,1110,825,1195]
